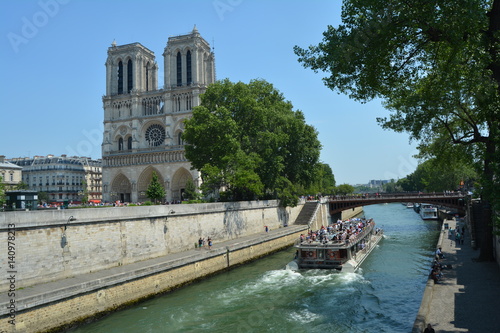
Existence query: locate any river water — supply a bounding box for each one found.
[70,203,440,333]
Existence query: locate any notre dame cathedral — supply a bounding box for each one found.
[101,26,215,203]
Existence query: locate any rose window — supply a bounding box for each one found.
[145,124,166,147]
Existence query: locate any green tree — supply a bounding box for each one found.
[295,0,500,261]
[382,179,402,193]
[146,171,165,204]
[15,182,29,190]
[335,184,355,195]
[183,79,322,206]
[303,163,336,195]
[81,180,89,204]
[37,191,49,204]
[183,178,201,201]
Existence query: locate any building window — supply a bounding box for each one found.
[118,61,123,95]
[186,50,192,85]
[118,138,124,151]
[178,131,184,145]
[145,124,166,147]
[127,136,132,150]
[176,52,182,86]
[127,59,133,93]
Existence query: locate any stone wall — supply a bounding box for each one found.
[341,206,363,220]
[0,227,303,333]
[0,200,303,292]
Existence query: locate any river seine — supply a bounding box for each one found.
[70,203,441,333]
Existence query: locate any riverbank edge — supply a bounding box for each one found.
[0,225,307,333]
[412,219,448,333]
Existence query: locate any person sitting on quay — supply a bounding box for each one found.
[435,247,444,259]
[430,268,441,284]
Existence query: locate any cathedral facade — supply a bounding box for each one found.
[101,26,215,203]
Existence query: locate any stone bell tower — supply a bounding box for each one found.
[101,26,215,203]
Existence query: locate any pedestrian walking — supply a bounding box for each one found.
[455,231,461,246]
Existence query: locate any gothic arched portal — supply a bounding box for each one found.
[137,166,164,202]
[171,168,192,202]
[111,173,131,203]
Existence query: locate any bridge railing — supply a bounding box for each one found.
[326,192,465,202]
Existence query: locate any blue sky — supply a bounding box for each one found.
[0,0,418,185]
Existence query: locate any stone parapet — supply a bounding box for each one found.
[0,200,303,292]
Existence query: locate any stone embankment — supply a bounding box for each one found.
[0,200,324,332]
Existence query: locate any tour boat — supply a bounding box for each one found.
[287,219,383,273]
[419,203,438,220]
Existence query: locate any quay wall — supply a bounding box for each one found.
[0,200,304,292]
[0,227,305,333]
[341,206,363,220]
[308,204,363,232]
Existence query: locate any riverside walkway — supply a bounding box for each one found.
[413,218,500,333]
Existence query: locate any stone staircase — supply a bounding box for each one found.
[294,201,320,226]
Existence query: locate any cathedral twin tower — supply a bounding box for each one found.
[102,26,215,203]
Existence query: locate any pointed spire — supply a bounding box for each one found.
[111,39,117,47]
[192,24,199,34]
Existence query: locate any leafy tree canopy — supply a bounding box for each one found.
[335,184,355,195]
[183,79,323,206]
[183,178,201,201]
[295,0,500,260]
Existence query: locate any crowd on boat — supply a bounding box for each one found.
[299,218,381,246]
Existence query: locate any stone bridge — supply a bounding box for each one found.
[328,192,466,215]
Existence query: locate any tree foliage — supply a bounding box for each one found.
[395,156,478,193]
[295,0,500,260]
[15,182,29,190]
[183,79,322,206]
[335,184,355,195]
[81,180,89,204]
[37,191,49,204]
[183,178,201,201]
[146,171,165,204]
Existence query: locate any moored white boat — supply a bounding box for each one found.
[419,203,438,220]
